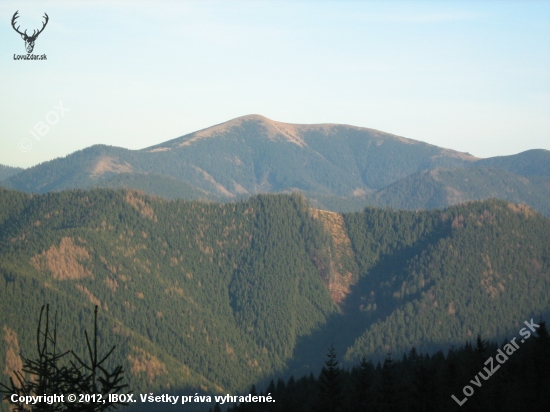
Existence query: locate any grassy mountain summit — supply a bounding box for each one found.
[144,114,479,193]
[0,187,548,411]
[1,116,548,217]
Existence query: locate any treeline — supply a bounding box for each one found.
[226,321,550,412]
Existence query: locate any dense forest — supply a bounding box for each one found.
[0,165,22,182]
[0,189,339,411]
[225,321,550,412]
[0,187,549,411]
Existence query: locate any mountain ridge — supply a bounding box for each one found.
[1,115,548,216]
[145,114,476,158]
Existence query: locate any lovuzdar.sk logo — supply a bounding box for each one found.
[11,10,48,60]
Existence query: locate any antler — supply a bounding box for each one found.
[32,13,49,39]
[11,11,49,40]
[11,11,26,37]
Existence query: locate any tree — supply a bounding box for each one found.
[1,305,70,412]
[313,344,342,412]
[353,356,373,411]
[379,352,399,412]
[1,305,129,412]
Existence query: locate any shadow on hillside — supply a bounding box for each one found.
[259,223,454,386]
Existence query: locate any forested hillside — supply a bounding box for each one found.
[0,188,549,412]
[472,149,550,177]
[365,167,550,218]
[0,189,338,411]
[343,200,550,361]
[0,165,22,182]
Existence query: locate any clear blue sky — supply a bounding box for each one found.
[1,0,549,168]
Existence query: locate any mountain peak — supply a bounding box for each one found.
[147,114,311,150]
[144,114,430,152]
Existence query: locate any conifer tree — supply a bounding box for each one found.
[353,356,373,410]
[1,305,128,412]
[379,352,399,412]
[313,344,342,412]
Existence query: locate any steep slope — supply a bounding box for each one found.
[343,200,550,361]
[284,199,550,379]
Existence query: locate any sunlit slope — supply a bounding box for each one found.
[2,116,548,217]
[2,114,478,197]
[0,188,337,398]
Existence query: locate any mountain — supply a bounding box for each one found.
[2,115,549,217]
[142,114,479,194]
[0,165,23,182]
[473,149,550,177]
[96,172,224,202]
[0,114,477,195]
[1,188,549,411]
[365,166,550,217]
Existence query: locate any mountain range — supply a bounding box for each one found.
[2,114,549,216]
[0,187,548,411]
[1,116,549,411]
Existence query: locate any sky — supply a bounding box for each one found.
[0,0,549,169]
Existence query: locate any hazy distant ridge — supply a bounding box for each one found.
[1,115,548,216]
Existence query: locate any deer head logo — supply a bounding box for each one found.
[11,11,49,54]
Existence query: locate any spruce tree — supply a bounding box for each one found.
[313,344,342,412]
[353,356,373,410]
[379,352,399,412]
[1,305,128,412]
